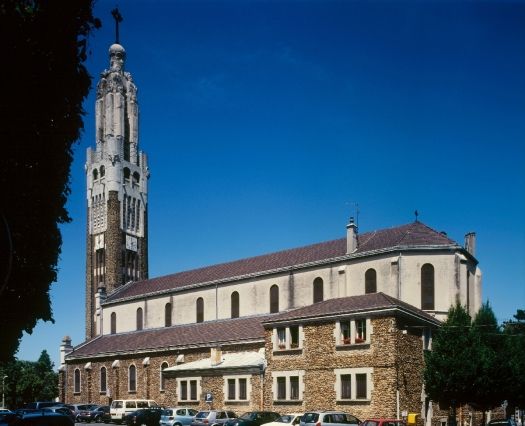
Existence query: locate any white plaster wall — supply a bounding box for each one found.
[101,249,480,334]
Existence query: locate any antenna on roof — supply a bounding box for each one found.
[414,210,419,222]
[111,7,123,44]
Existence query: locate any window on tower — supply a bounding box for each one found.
[196,297,204,323]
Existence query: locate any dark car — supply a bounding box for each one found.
[42,407,76,422]
[224,412,280,426]
[125,409,162,426]
[488,420,517,426]
[12,412,74,426]
[78,405,110,423]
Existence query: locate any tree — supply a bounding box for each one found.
[0,0,100,363]
[424,302,478,423]
[469,302,508,423]
[503,309,525,413]
[0,350,58,408]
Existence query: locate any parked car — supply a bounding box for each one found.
[360,419,404,426]
[160,408,199,426]
[78,405,110,423]
[66,404,98,422]
[13,412,74,426]
[42,407,76,422]
[24,402,65,410]
[301,412,360,426]
[487,420,517,426]
[124,408,163,426]
[192,411,237,426]
[262,414,303,426]
[110,400,159,423]
[223,412,280,426]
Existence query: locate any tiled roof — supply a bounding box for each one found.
[107,221,458,302]
[67,294,440,361]
[66,315,271,359]
[262,292,441,325]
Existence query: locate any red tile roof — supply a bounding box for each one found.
[67,293,439,360]
[107,221,458,302]
[67,315,271,359]
[262,292,441,325]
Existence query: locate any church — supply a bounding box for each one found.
[59,37,482,426]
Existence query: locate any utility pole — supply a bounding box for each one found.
[2,375,7,408]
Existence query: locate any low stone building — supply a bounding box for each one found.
[60,293,440,424]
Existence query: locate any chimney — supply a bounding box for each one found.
[464,232,476,256]
[59,335,73,368]
[210,347,222,366]
[346,217,358,254]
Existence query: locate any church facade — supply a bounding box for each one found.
[59,40,482,426]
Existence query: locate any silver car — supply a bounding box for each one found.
[300,412,360,426]
[160,408,199,426]
[191,411,237,426]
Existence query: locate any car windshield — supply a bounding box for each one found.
[162,410,173,416]
[303,414,319,424]
[196,412,210,419]
[239,413,257,421]
[277,416,293,423]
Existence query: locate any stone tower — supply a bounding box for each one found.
[85,42,149,339]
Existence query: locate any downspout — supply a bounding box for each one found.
[259,365,265,410]
[397,252,402,300]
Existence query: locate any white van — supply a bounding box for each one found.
[110,399,159,423]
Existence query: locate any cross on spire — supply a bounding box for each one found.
[111,8,123,44]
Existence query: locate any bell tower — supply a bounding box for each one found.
[85,13,149,339]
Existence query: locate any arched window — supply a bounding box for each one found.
[110,312,116,334]
[165,303,172,327]
[100,165,105,177]
[100,367,107,393]
[136,307,143,331]
[123,167,130,182]
[313,277,324,303]
[270,285,279,313]
[129,365,136,392]
[93,169,98,180]
[74,368,81,393]
[365,269,377,294]
[421,263,435,310]
[133,172,140,184]
[196,297,204,323]
[231,291,240,318]
[160,361,168,391]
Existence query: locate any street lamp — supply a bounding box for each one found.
[2,375,7,409]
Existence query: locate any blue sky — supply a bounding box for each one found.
[18,0,525,368]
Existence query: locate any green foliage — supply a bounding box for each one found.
[503,308,525,407]
[0,350,58,408]
[424,302,477,406]
[0,0,100,362]
[425,303,522,413]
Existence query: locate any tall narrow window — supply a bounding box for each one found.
[313,277,324,303]
[180,381,188,400]
[341,374,351,399]
[160,362,168,391]
[365,269,377,294]
[356,373,367,399]
[239,378,247,400]
[74,369,81,393]
[196,297,204,323]
[421,263,435,310]
[99,165,105,177]
[228,379,236,400]
[270,285,279,313]
[277,377,286,400]
[190,380,197,400]
[100,367,107,393]
[231,291,239,319]
[165,303,172,327]
[129,365,136,392]
[136,307,143,331]
[110,312,116,334]
[290,376,299,400]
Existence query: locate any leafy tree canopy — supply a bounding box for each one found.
[0,350,58,408]
[503,308,525,408]
[0,0,100,363]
